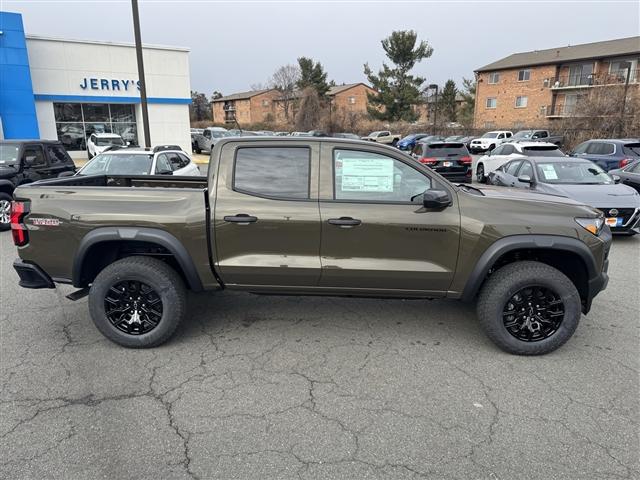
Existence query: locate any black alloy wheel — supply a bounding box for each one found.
[104,279,163,335]
[502,286,564,342]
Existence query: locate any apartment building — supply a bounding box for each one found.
[212,83,376,125]
[474,36,640,129]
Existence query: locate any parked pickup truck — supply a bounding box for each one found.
[11,137,611,355]
[511,130,564,147]
[192,127,230,153]
[361,130,402,146]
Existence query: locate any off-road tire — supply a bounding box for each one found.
[476,163,486,183]
[194,144,201,154]
[88,256,186,348]
[477,261,581,355]
[0,192,12,231]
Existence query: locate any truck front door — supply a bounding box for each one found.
[318,145,460,295]
[213,142,321,287]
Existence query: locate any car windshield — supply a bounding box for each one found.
[400,134,417,142]
[623,143,640,156]
[482,132,499,139]
[0,144,20,166]
[536,161,613,185]
[523,146,564,157]
[513,131,534,139]
[211,131,230,138]
[79,153,153,176]
[95,137,124,147]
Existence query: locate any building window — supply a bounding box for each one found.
[53,103,137,151]
[486,97,497,109]
[488,72,500,84]
[348,96,356,105]
[262,99,270,107]
[518,69,531,81]
[515,96,528,108]
[484,122,496,129]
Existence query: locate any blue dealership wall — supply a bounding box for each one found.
[0,11,39,139]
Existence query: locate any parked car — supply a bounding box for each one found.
[193,127,231,153]
[511,130,564,147]
[361,130,402,145]
[410,141,472,183]
[609,159,640,194]
[488,156,639,235]
[76,146,200,177]
[445,135,465,142]
[0,140,76,230]
[469,131,513,153]
[458,136,476,150]
[396,133,430,151]
[332,133,360,140]
[569,139,640,171]
[87,133,125,159]
[474,142,564,183]
[11,136,611,355]
[415,135,445,145]
[190,129,203,151]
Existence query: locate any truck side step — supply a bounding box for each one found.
[66,287,90,301]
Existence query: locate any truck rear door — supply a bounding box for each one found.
[317,143,461,294]
[213,141,321,287]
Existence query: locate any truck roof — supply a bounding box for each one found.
[0,139,63,144]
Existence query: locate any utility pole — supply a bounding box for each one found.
[617,62,632,138]
[131,0,151,148]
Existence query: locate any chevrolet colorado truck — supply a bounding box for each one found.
[11,137,611,355]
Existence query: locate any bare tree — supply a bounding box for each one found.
[271,64,300,122]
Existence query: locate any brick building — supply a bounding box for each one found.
[212,83,376,125]
[474,36,640,129]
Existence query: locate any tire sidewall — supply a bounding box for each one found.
[89,262,183,348]
[484,273,581,354]
[0,192,12,231]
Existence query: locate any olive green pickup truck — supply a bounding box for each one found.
[11,137,611,355]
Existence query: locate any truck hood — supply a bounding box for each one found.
[473,185,590,208]
[538,183,640,208]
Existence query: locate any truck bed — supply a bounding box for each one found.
[28,174,208,190]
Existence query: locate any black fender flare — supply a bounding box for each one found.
[72,227,203,291]
[460,234,598,302]
[0,179,16,195]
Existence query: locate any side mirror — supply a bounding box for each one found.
[58,171,75,178]
[517,174,535,185]
[611,174,621,184]
[422,190,451,209]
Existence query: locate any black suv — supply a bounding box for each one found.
[0,140,76,230]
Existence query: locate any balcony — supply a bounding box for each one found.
[223,103,236,112]
[544,104,578,118]
[547,70,639,89]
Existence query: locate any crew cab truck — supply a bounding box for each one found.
[11,137,611,355]
[511,130,564,147]
[361,131,402,146]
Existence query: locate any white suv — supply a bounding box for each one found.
[469,131,513,154]
[473,141,564,183]
[87,133,125,158]
[77,146,200,177]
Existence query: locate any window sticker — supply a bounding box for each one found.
[339,158,394,192]
[540,164,558,180]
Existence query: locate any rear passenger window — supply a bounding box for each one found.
[506,161,522,175]
[234,147,310,199]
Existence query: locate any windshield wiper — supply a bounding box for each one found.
[457,184,485,196]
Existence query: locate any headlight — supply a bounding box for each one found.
[575,216,604,235]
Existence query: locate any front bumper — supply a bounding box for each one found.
[13,259,55,289]
[583,226,612,313]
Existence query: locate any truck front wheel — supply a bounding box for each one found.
[88,256,186,348]
[477,261,581,355]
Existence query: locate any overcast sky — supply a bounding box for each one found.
[5,1,640,97]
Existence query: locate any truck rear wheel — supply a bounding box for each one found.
[0,193,12,231]
[88,256,186,348]
[477,261,581,355]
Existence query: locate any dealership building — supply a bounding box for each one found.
[0,11,191,157]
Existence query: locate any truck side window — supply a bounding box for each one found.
[23,145,46,166]
[333,149,431,203]
[46,145,71,165]
[234,147,310,199]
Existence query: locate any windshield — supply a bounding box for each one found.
[482,132,499,139]
[513,130,533,139]
[400,134,417,142]
[536,161,613,185]
[211,131,230,138]
[79,153,153,176]
[95,137,124,147]
[523,147,564,157]
[0,144,20,166]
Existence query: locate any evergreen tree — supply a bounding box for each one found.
[364,30,433,122]
[458,77,476,127]
[438,79,458,122]
[296,57,331,98]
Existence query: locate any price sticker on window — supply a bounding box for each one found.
[340,158,394,192]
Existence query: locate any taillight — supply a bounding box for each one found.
[10,201,29,246]
[619,158,632,168]
[419,157,437,165]
[459,155,472,164]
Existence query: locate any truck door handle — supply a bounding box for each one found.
[328,217,361,227]
[224,214,258,224]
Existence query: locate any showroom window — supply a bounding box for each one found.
[53,103,138,151]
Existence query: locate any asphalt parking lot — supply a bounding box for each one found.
[1,230,639,479]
